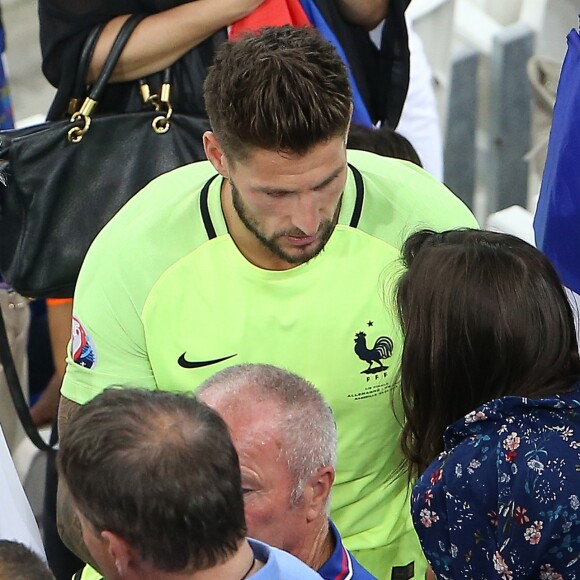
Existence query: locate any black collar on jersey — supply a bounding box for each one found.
[199,163,364,240]
[348,163,364,228]
[200,173,220,239]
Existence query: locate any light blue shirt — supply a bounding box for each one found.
[78,539,325,580]
[250,539,323,579]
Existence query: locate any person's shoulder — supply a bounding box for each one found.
[347,149,439,186]
[348,148,412,169]
[347,149,464,206]
[75,160,220,317]
[249,539,323,579]
[429,397,580,503]
[495,397,580,486]
[347,150,479,248]
[472,392,580,459]
[108,160,217,229]
[85,160,218,259]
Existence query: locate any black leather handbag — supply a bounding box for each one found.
[0,14,210,298]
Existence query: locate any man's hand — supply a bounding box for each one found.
[336,0,389,30]
[56,396,99,569]
[30,372,61,427]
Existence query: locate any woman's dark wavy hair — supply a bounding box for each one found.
[397,229,580,478]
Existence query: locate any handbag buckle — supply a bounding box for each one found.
[152,107,172,134]
[68,98,98,143]
[152,82,173,134]
[139,81,162,111]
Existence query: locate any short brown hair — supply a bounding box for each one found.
[204,26,352,160]
[58,388,246,573]
[0,541,54,580]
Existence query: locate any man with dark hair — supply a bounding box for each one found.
[0,540,55,580]
[198,364,376,580]
[58,388,322,580]
[204,26,352,162]
[59,26,478,579]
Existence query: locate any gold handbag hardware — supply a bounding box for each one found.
[139,80,162,111]
[152,81,173,134]
[67,98,98,143]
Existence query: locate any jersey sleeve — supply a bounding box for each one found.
[61,162,214,404]
[61,236,156,405]
[348,151,480,249]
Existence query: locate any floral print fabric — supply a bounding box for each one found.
[412,384,580,579]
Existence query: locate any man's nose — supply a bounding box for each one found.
[291,192,321,236]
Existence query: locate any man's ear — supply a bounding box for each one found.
[101,530,136,577]
[304,466,335,522]
[203,131,230,178]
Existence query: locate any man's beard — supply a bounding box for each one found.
[230,179,340,265]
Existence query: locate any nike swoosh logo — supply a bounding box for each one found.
[177,353,237,369]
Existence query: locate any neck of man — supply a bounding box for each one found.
[137,539,263,580]
[220,178,299,272]
[297,517,334,571]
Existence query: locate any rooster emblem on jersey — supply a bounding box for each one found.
[354,331,393,374]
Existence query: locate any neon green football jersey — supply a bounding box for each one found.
[63,150,478,579]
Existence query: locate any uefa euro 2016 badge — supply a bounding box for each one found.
[71,317,97,369]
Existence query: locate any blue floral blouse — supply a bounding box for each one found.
[412,384,580,579]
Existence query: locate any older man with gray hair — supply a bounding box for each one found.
[198,364,376,580]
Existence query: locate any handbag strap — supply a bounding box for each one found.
[88,14,147,103]
[0,300,57,453]
[68,14,148,142]
[67,23,107,115]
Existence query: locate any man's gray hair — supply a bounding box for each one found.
[198,364,337,505]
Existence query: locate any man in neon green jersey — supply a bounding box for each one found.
[58,26,478,580]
